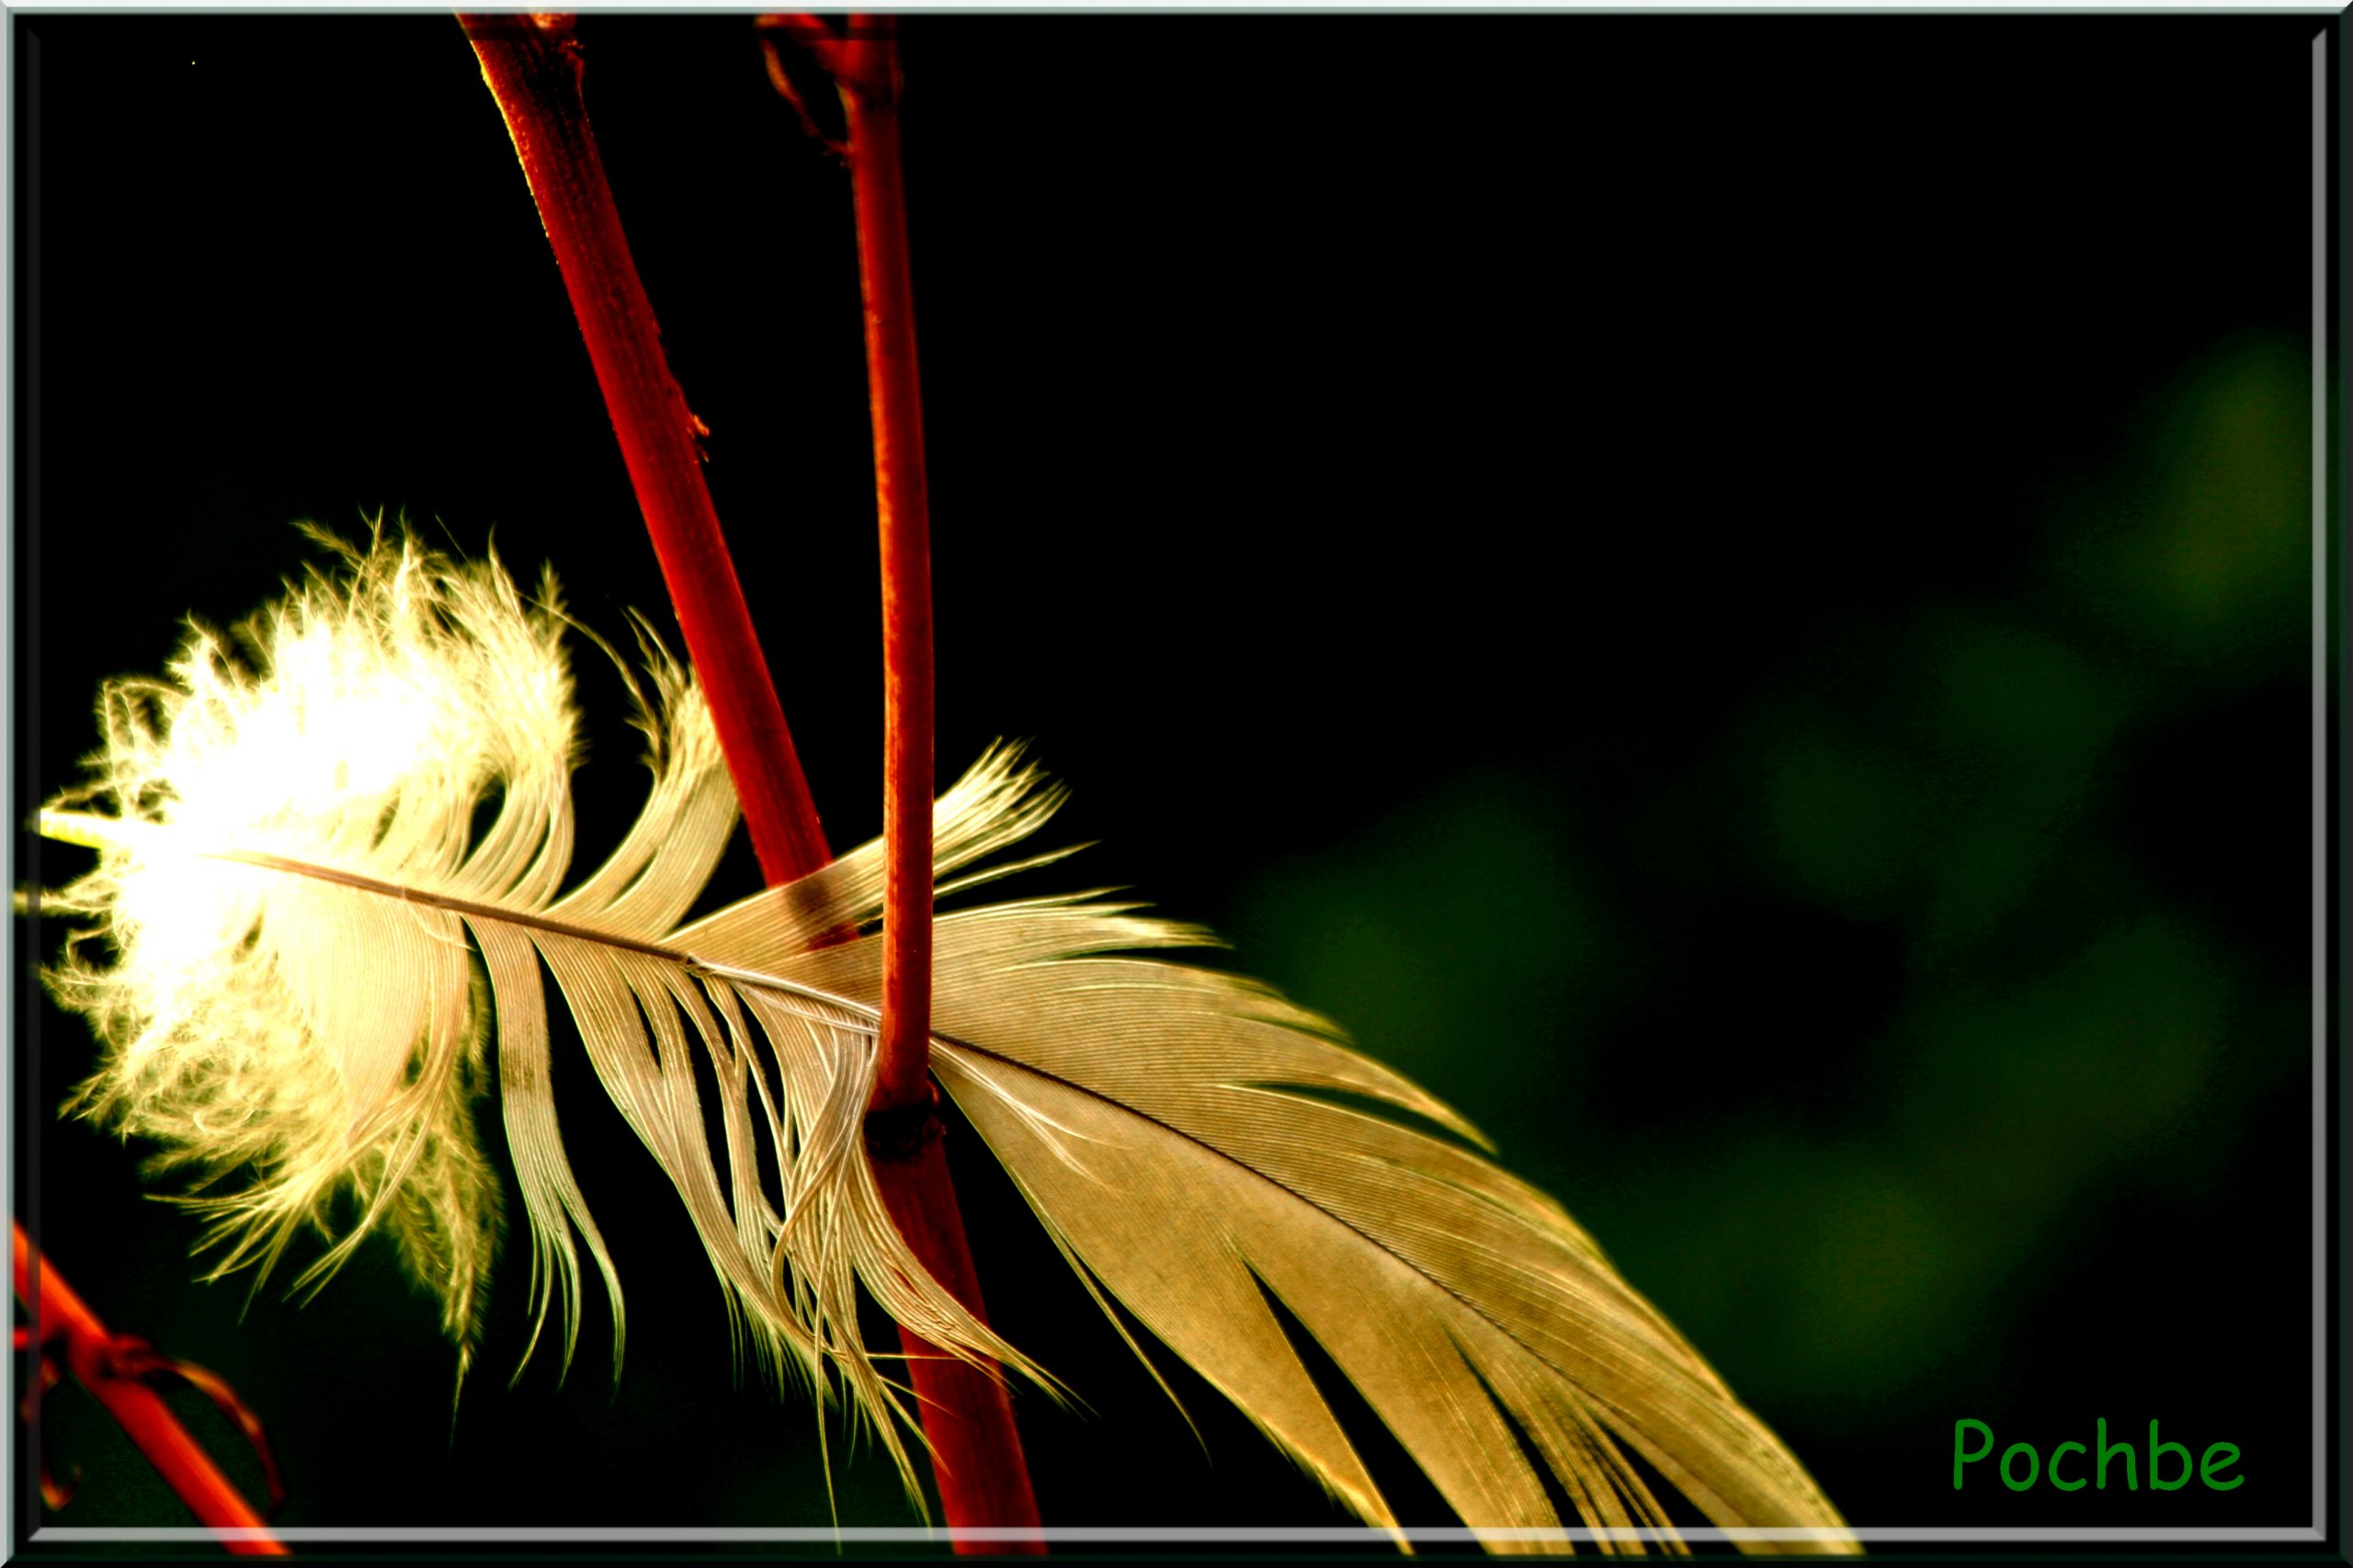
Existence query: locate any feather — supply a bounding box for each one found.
[40,534,1854,1551]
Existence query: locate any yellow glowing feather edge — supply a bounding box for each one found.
[39,535,1854,1554]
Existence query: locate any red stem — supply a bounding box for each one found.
[847,14,935,1123]
[461,12,827,887]
[871,1145,1046,1547]
[831,16,1045,1550]
[464,13,1043,1546]
[12,1222,287,1555]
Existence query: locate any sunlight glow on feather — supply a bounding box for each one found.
[40,534,1855,1553]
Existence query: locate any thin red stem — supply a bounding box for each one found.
[847,15,936,1120]
[829,16,1045,1550]
[465,12,1042,1546]
[462,12,829,886]
[871,1145,1046,1547]
[12,1222,287,1555]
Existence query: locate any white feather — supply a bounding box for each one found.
[41,534,1853,1551]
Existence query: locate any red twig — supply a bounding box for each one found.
[12,1221,288,1555]
[772,13,1045,1549]
[841,12,936,1124]
[465,12,1043,1546]
[812,16,1047,1549]
[461,12,827,887]
[872,1142,1047,1548]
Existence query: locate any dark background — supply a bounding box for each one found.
[12,10,2328,1553]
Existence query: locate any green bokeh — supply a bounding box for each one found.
[1204,335,2311,1511]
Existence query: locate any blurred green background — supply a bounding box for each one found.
[13,11,2324,1552]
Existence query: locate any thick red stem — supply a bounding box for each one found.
[465,13,1042,1545]
[12,1222,286,1555]
[462,13,828,886]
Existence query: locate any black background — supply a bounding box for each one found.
[12,11,2330,1553]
